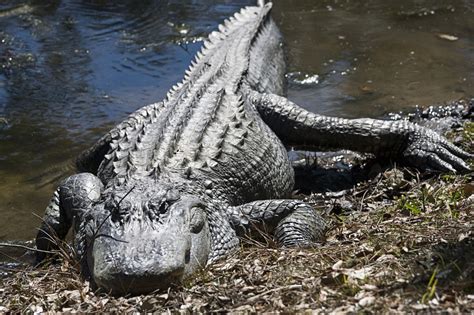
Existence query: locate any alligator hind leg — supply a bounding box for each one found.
[36,173,103,263]
[248,90,472,173]
[230,200,327,247]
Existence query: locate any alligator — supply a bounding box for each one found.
[35,1,472,295]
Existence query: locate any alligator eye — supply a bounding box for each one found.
[120,200,132,212]
[104,199,118,212]
[158,202,168,214]
[148,198,167,215]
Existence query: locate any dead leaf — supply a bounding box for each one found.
[359,296,375,307]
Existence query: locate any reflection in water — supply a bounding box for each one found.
[0,0,472,246]
[275,0,473,117]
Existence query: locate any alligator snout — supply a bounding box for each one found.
[93,241,190,295]
[92,223,192,295]
[95,261,186,295]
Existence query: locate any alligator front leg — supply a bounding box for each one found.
[248,91,472,173]
[230,200,327,247]
[35,173,103,263]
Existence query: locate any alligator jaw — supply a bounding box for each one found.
[94,266,185,296]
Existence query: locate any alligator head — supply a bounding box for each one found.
[80,180,210,295]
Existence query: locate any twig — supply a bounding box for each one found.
[246,284,303,303]
[0,242,54,254]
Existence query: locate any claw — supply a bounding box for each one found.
[404,126,472,173]
[445,141,474,160]
[436,147,471,173]
[425,152,457,173]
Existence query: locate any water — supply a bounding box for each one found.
[279,0,473,117]
[0,0,472,248]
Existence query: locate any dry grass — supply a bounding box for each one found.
[1,122,473,313]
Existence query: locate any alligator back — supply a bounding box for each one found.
[96,3,293,204]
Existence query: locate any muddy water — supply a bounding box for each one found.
[0,0,472,247]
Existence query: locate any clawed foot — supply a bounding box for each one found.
[403,126,472,173]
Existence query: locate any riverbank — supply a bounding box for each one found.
[1,120,472,313]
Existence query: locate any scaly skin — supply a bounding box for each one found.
[36,2,471,295]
